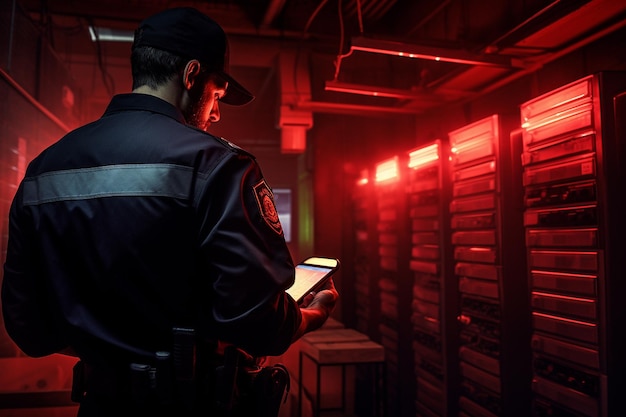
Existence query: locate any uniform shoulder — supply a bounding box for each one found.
[189,126,256,160]
[213,135,256,160]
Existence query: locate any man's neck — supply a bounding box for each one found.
[132,83,181,108]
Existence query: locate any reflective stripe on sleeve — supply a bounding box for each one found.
[22,164,207,206]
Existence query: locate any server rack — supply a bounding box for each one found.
[351,170,379,337]
[448,115,530,417]
[349,169,388,417]
[373,156,413,417]
[520,73,626,417]
[405,141,458,417]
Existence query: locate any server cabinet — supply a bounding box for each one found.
[448,115,530,417]
[405,141,458,417]
[350,170,381,337]
[374,157,413,417]
[348,169,388,417]
[520,72,626,417]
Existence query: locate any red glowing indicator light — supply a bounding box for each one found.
[532,311,596,327]
[521,79,591,129]
[532,291,594,303]
[451,135,493,154]
[375,157,399,183]
[356,169,369,186]
[408,143,439,169]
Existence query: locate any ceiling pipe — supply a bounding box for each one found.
[344,0,397,21]
[0,67,70,132]
[406,0,453,37]
[261,0,287,28]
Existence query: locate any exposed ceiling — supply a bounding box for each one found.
[17,0,626,117]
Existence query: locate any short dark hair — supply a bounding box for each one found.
[131,46,187,90]
[130,46,229,91]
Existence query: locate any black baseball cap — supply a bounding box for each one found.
[133,7,254,106]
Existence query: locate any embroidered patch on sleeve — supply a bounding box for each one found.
[253,179,283,235]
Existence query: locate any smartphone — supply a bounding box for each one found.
[286,256,340,303]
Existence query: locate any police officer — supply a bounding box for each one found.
[1,7,338,416]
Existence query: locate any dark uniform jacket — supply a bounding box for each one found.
[1,93,301,379]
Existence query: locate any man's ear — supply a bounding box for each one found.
[183,60,202,90]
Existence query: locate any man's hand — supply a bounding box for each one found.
[301,279,338,310]
[292,279,339,341]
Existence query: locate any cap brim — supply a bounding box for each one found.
[219,72,254,106]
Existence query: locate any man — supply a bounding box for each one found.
[1,7,338,416]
